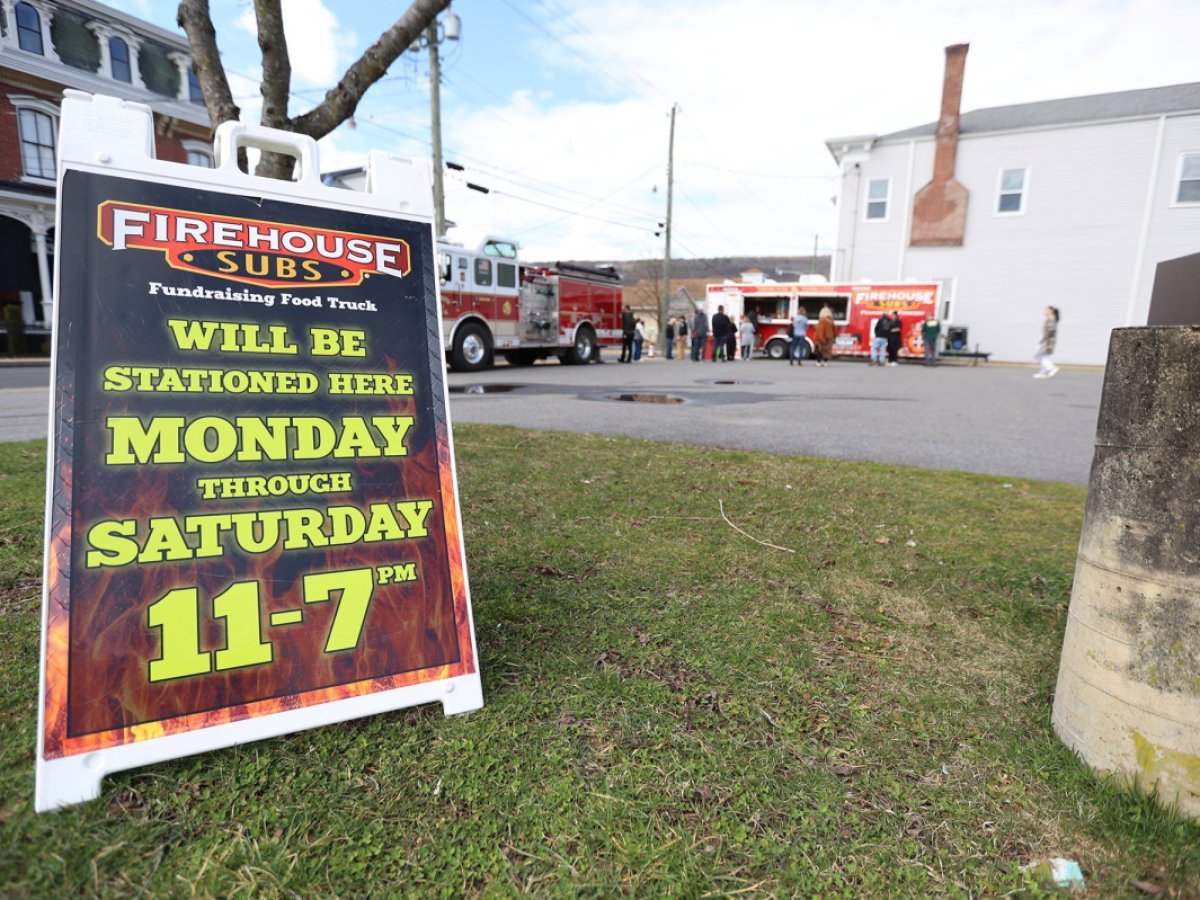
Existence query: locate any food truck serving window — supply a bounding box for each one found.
[746,296,788,320]
[797,296,850,322]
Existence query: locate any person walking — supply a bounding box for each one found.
[813,305,836,367]
[664,317,675,360]
[711,305,731,362]
[1034,306,1060,378]
[886,311,903,366]
[633,317,646,361]
[870,315,889,366]
[690,308,708,362]
[676,316,688,360]
[619,305,635,363]
[739,315,755,361]
[921,315,941,366]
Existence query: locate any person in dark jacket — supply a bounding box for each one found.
[619,305,636,363]
[711,305,731,362]
[664,318,675,359]
[690,309,708,362]
[886,312,903,366]
[870,316,889,366]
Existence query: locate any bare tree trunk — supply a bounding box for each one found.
[177,0,240,129]
[251,0,295,179]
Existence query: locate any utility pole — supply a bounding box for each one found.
[812,234,819,274]
[428,22,445,239]
[659,104,676,356]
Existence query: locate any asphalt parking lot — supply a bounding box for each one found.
[2,355,1104,484]
[446,354,1105,485]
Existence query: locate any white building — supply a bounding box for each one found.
[826,45,1200,365]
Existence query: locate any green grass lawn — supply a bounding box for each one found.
[1,427,1198,896]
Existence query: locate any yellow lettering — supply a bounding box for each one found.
[166,319,220,351]
[106,416,186,465]
[85,519,138,567]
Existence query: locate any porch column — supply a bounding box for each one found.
[85,20,113,78]
[168,51,191,102]
[31,213,52,324]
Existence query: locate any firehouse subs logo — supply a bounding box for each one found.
[857,290,934,312]
[97,201,412,289]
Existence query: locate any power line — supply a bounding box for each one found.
[452,158,661,224]
[507,166,663,236]
[496,0,670,104]
[534,0,672,103]
[445,173,658,234]
[676,108,805,238]
[682,160,838,181]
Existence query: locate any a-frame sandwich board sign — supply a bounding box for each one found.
[36,91,482,811]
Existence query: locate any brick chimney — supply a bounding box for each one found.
[910,43,970,246]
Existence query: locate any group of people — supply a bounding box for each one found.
[675,305,755,362]
[869,311,904,366]
[787,304,837,367]
[624,304,1062,374]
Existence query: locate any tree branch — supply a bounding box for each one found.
[250,0,295,180]
[176,0,240,130]
[253,0,291,130]
[291,0,451,140]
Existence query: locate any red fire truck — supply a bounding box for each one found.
[438,237,623,371]
[704,278,941,360]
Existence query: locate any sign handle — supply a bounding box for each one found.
[214,121,322,186]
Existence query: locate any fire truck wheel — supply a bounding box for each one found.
[451,322,493,371]
[562,326,597,365]
[765,339,788,361]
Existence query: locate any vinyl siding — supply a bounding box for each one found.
[834,113,1200,365]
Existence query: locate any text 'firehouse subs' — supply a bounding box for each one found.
[98,201,411,288]
[84,205,441,687]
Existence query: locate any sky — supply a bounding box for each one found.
[129,0,1199,263]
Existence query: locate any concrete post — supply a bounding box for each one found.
[1053,326,1200,820]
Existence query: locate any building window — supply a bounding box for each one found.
[15,2,44,55]
[181,140,213,168]
[865,177,889,220]
[1176,153,1200,205]
[188,67,204,104]
[18,108,56,180]
[110,37,132,82]
[997,167,1028,214]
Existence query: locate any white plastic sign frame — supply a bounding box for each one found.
[36,92,481,811]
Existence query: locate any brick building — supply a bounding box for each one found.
[825,45,1200,365]
[0,0,212,337]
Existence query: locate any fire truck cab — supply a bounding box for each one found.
[705,277,941,361]
[438,237,623,371]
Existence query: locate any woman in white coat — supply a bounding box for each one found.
[1034,306,1059,378]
